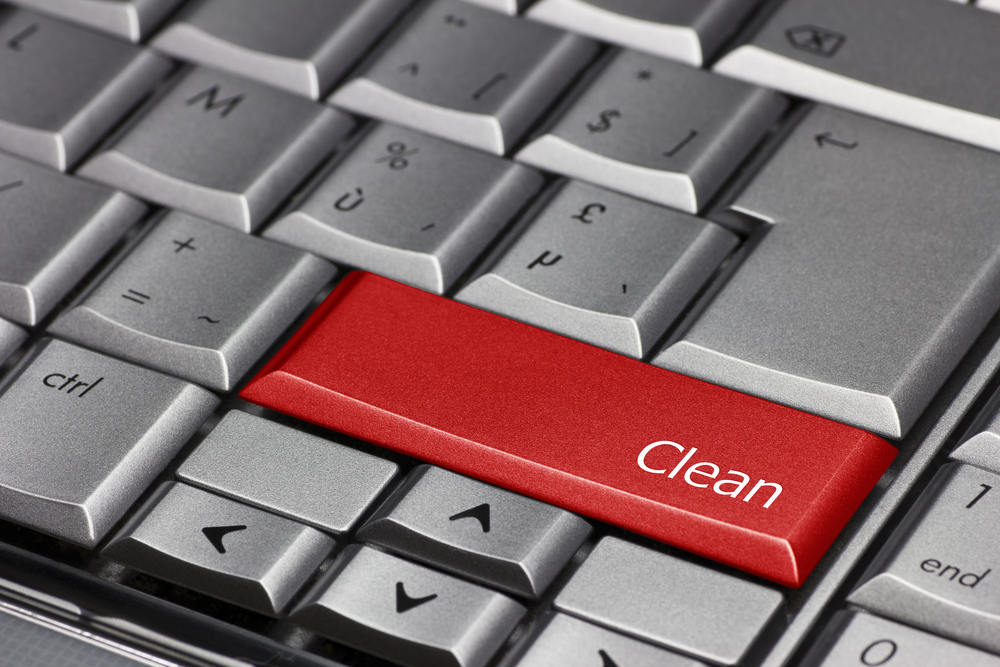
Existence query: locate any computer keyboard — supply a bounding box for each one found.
[1,1,1000,666]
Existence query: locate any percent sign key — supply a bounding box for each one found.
[375,141,419,170]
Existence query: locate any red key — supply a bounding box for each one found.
[241,272,896,587]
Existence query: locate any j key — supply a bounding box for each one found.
[6,0,184,42]
[105,482,334,616]
[713,0,1000,154]
[0,8,171,171]
[292,545,525,667]
[357,465,591,598]
[178,411,398,534]
[264,123,544,294]
[51,211,336,392]
[150,0,412,99]
[0,152,146,326]
[513,613,708,667]
[804,611,1000,667]
[78,67,355,232]
[0,318,26,365]
[240,271,897,587]
[655,105,1000,440]
[458,180,737,357]
[329,0,598,155]
[848,463,1000,653]
[0,339,218,548]
[951,405,1000,476]
[556,537,784,666]
[516,50,787,213]
[527,0,764,67]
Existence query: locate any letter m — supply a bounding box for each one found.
[185,85,244,118]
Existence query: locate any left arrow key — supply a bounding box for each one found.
[104,483,334,616]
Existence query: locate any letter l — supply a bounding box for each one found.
[668,447,697,478]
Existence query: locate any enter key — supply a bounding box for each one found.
[849,463,1000,653]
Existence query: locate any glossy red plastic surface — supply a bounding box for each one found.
[241,272,897,587]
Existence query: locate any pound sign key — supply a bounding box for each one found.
[571,203,606,224]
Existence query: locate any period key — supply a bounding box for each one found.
[240,272,897,587]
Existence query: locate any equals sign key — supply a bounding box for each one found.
[122,289,151,305]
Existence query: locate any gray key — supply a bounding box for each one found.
[805,611,1000,667]
[178,410,398,534]
[293,544,525,667]
[847,463,1000,653]
[7,0,184,42]
[329,0,598,155]
[517,50,786,213]
[78,67,355,232]
[0,318,26,365]
[357,465,591,598]
[264,123,545,294]
[460,0,529,15]
[655,105,1000,439]
[150,0,412,99]
[527,0,764,67]
[105,482,334,616]
[0,339,218,548]
[51,211,335,392]
[0,603,171,667]
[713,0,1000,154]
[458,180,738,358]
[555,537,785,666]
[951,409,1000,476]
[0,8,172,171]
[0,153,146,326]
[513,613,708,667]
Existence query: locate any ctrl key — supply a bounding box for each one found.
[0,339,218,548]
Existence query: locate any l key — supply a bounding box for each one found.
[240,271,897,587]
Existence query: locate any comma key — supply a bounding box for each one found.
[848,463,1000,654]
[240,271,897,588]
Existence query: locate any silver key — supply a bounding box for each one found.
[265,123,545,294]
[847,463,1000,654]
[104,482,334,616]
[457,180,738,358]
[807,611,1000,667]
[513,613,708,667]
[51,211,336,392]
[0,8,172,171]
[6,0,184,42]
[527,0,764,67]
[0,152,146,326]
[981,0,1000,12]
[78,67,355,232]
[292,544,525,667]
[178,410,398,534]
[0,339,218,548]
[357,465,591,598]
[554,537,785,666]
[655,105,1000,439]
[516,50,787,213]
[460,0,529,15]
[150,0,412,99]
[951,408,1000,476]
[329,0,598,155]
[0,318,26,366]
[713,0,1000,154]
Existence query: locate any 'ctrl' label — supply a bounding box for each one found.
[42,370,103,397]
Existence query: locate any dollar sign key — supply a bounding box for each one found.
[587,109,620,133]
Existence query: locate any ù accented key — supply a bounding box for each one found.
[240,271,897,587]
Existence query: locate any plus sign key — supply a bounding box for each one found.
[51,211,335,392]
